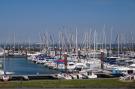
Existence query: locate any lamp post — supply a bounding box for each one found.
[7,46,9,56]
[60,48,62,59]
[54,46,57,56]
[12,46,15,55]
[25,48,28,59]
[64,52,67,73]
[100,50,104,70]
[21,46,23,54]
[78,48,81,59]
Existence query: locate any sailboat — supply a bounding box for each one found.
[0,47,5,75]
[0,46,14,81]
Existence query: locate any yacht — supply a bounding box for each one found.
[0,47,4,57]
[0,70,14,75]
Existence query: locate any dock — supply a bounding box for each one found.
[0,74,57,81]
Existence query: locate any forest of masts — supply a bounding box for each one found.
[38,29,135,53]
[0,28,135,53]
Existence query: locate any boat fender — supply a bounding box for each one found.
[2,75,9,81]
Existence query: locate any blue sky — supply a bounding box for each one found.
[0,0,135,43]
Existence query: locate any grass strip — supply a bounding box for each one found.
[0,79,134,88]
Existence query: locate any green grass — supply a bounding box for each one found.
[0,79,135,88]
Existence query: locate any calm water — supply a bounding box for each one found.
[0,58,58,75]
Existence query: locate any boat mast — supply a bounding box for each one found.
[3,43,6,75]
[94,30,96,58]
[103,30,106,50]
[76,27,78,60]
[131,32,134,52]
[118,34,120,57]
[13,32,15,54]
[109,27,112,57]
[28,38,31,52]
[89,29,92,51]
[39,33,42,52]
[110,28,112,51]
[58,32,61,49]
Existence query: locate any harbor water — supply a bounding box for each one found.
[0,57,58,75]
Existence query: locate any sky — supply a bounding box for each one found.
[0,0,135,43]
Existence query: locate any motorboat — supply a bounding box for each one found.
[79,69,97,79]
[0,70,14,75]
[0,47,4,57]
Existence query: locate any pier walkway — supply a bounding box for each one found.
[1,74,57,81]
